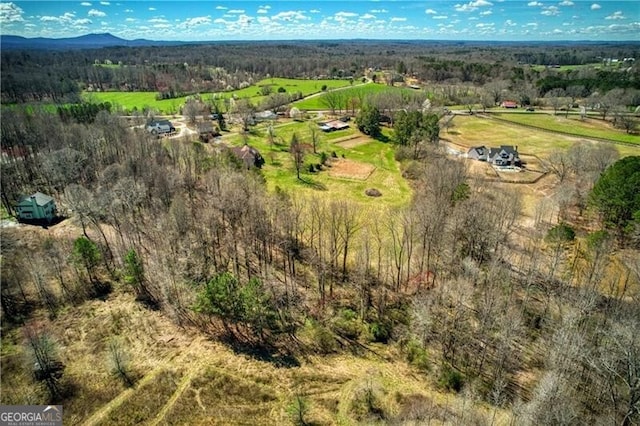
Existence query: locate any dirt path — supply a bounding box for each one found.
[82,367,165,426]
[147,364,199,426]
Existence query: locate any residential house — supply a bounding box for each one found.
[467,146,489,161]
[231,144,265,169]
[319,120,349,132]
[487,145,521,167]
[254,110,278,122]
[16,192,57,223]
[501,101,518,109]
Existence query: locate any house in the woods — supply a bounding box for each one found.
[501,100,518,109]
[231,144,265,169]
[467,145,521,167]
[16,192,57,223]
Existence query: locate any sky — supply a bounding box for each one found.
[0,1,638,41]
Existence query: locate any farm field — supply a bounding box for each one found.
[223,120,411,207]
[293,83,421,110]
[445,114,640,158]
[491,112,640,145]
[83,78,353,114]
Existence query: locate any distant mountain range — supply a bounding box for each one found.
[2,33,636,51]
[0,33,185,50]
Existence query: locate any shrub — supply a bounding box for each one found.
[321,84,327,91]
[438,366,464,392]
[350,380,386,421]
[277,87,286,93]
[368,320,391,342]
[331,151,338,158]
[332,308,362,339]
[308,164,316,173]
[302,320,337,354]
[546,222,575,244]
[405,339,430,371]
[320,152,329,164]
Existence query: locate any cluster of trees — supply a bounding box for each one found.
[1,95,639,423]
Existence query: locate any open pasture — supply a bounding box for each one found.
[223,120,411,206]
[491,112,640,145]
[83,78,354,114]
[446,114,640,158]
[293,83,420,110]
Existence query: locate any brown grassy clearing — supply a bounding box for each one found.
[328,158,376,180]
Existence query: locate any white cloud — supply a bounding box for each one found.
[228,9,245,14]
[370,9,388,13]
[541,6,560,16]
[216,6,227,10]
[153,23,170,28]
[361,13,376,20]
[505,19,516,26]
[257,16,269,24]
[335,11,358,18]
[480,10,492,15]
[100,1,110,5]
[125,17,135,22]
[148,7,156,11]
[88,9,106,17]
[605,11,624,20]
[148,18,168,23]
[0,2,24,23]
[213,18,227,24]
[309,9,320,13]
[552,28,563,33]
[391,17,407,22]
[476,22,494,27]
[590,3,600,10]
[80,1,92,6]
[425,8,437,14]
[559,1,574,6]
[74,18,92,25]
[455,1,492,13]
[124,9,133,13]
[433,15,448,19]
[272,11,308,21]
[182,16,212,27]
[257,8,268,14]
[528,1,542,6]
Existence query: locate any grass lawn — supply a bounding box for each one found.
[444,115,640,158]
[492,112,640,145]
[224,120,411,207]
[293,83,420,110]
[529,63,603,72]
[84,78,353,114]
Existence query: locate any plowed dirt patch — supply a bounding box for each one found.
[335,136,371,148]
[328,159,375,180]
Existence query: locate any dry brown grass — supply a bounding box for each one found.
[328,158,376,180]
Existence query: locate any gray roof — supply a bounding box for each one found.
[19,192,54,206]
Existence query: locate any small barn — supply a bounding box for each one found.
[16,192,57,223]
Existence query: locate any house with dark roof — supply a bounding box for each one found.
[487,145,521,167]
[231,144,265,169]
[16,192,57,223]
[467,146,489,161]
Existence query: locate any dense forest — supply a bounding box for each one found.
[1,40,639,425]
[2,41,639,103]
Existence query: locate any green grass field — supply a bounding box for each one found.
[293,83,419,110]
[529,63,603,72]
[445,115,640,158]
[492,112,640,145]
[84,78,353,114]
[224,120,411,207]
